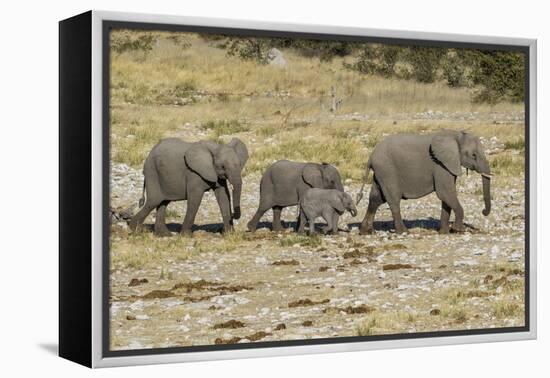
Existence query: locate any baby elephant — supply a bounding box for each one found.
[300,189,357,235]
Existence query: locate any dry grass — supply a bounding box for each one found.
[109,30,525,180]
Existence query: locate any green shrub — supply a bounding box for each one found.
[403,46,445,83]
[111,30,157,55]
[442,52,466,87]
[467,50,525,103]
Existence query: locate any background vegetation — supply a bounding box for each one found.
[110,30,525,181]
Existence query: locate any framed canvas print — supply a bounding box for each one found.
[59,10,537,368]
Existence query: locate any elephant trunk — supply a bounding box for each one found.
[482,175,491,216]
[478,156,491,216]
[230,178,242,220]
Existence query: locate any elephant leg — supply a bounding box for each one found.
[129,199,158,232]
[307,216,316,236]
[378,178,407,234]
[247,200,271,232]
[332,213,339,234]
[181,190,205,236]
[439,201,452,234]
[154,200,172,237]
[272,206,284,232]
[214,186,233,234]
[435,176,464,232]
[297,207,307,233]
[359,182,385,235]
[321,209,334,235]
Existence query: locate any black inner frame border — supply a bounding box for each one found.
[102,19,531,358]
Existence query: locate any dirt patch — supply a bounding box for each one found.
[182,294,215,302]
[381,243,407,251]
[213,319,246,329]
[172,280,252,294]
[383,263,414,271]
[301,320,313,327]
[274,323,286,330]
[141,290,176,299]
[272,259,299,266]
[349,259,363,266]
[247,331,272,341]
[128,278,148,287]
[343,247,375,259]
[171,279,222,292]
[324,304,375,314]
[288,298,330,308]
[214,336,242,345]
[319,266,329,272]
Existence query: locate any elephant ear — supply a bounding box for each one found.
[330,192,346,213]
[227,138,249,168]
[431,135,462,177]
[184,144,218,183]
[302,164,323,188]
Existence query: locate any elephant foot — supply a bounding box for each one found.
[246,221,257,232]
[439,227,450,234]
[394,227,408,234]
[222,224,235,234]
[451,224,465,233]
[272,224,284,232]
[180,227,193,237]
[128,219,141,232]
[359,227,374,235]
[154,227,172,237]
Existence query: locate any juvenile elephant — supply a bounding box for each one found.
[358,130,491,234]
[129,137,248,236]
[247,160,344,232]
[300,188,357,235]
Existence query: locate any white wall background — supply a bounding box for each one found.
[0,0,545,376]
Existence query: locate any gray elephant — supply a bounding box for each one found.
[357,130,491,234]
[129,137,248,236]
[247,160,344,232]
[300,188,357,235]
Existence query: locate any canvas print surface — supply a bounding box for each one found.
[108,27,527,352]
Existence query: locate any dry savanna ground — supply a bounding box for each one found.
[109,31,526,350]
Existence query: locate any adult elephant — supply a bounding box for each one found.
[129,137,248,236]
[357,130,491,234]
[247,160,344,232]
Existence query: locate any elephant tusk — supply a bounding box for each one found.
[481,173,492,179]
[228,182,234,192]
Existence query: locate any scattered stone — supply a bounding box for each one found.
[267,48,286,66]
[274,323,286,330]
[430,309,441,316]
[126,314,136,320]
[319,266,329,272]
[301,320,313,327]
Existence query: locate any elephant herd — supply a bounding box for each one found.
[128,129,492,237]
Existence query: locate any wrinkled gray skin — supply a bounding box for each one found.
[129,137,248,236]
[300,188,357,235]
[358,130,491,235]
[247,160,344,232]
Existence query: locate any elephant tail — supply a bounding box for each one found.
[138,178,146,208]
[356,158,373,205]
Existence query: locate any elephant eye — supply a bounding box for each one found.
[472,153,477,159]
